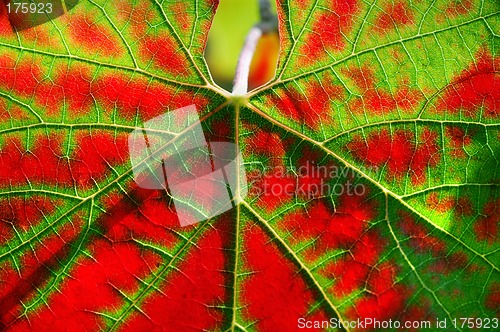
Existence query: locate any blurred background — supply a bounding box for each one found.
[204,0,279,92]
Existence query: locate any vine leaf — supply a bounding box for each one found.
[0,0,499,331]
